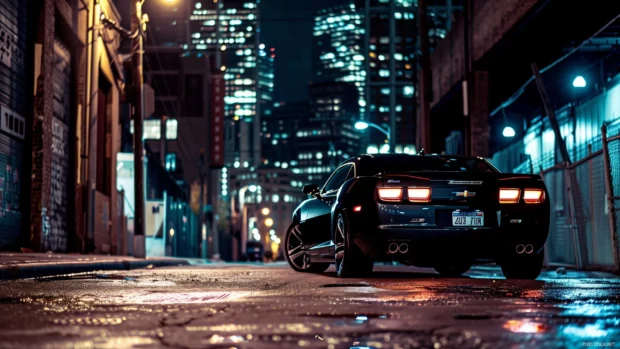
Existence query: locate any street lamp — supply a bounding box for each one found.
[502,126,516,138]
[572,76,586,88]
[354,121,391,142]
[264,218,274,228]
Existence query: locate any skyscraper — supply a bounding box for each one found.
[363,0,417,150]
[257,44,275,131]
[313,0,454,154]
[189,0,261,168]
[313,4,366,117]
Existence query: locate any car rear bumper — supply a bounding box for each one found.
[352,224,548,266]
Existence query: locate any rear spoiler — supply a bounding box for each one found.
[499,173,543,181]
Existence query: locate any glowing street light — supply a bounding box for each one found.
[354,120,390,143]
[264,218,274,227]
[261,207,270,216]
[354,121,369,130]
[503,126,516,138]
[572,76,586,88]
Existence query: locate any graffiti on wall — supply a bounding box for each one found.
[43,39,71,251]
[0,15,24,70]
[0,152,20,218]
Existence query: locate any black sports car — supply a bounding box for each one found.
[284,154,550,279]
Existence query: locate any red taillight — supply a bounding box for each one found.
[377,188,403,201]
[407,188,431,202]
[499,188,520,204]
[353,205,362,212]
[523,189,545,204]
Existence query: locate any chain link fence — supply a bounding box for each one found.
[509,122,620,271]
[603,121,620,271]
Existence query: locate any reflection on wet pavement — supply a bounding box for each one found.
[0,265,618,348]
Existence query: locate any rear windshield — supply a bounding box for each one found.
[371,157,499,174]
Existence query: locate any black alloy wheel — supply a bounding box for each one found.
[334,212,373,278]
[285,222,330,273]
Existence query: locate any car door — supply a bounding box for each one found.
[299,164,354,245]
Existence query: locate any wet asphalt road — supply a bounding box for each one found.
[0,263,618,349]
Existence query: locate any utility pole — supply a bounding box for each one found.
[531,62,588,269]
[388,0,396,152]
[463,0,473,156]
[199,150,207,259]
[131,0,146,258]
[418,0,432,153]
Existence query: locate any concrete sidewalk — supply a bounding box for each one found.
[0,253,190,280]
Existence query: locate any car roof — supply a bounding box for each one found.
[338,153,486,167]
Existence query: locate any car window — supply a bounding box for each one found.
[322,165,352,194]
[370,157,498,174]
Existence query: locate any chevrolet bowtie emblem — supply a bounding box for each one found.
[455,190,476,197]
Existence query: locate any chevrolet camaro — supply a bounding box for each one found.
[284,154,550,279]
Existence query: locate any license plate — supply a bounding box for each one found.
[452,211,484,226]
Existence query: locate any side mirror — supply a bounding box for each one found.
[302,184,320,197]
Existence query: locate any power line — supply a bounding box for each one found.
[490,13,620,118]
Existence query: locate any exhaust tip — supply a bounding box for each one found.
[516,244,525,254]
[525,244,534,254]
[388,243,399,254]
[398,243,409,254]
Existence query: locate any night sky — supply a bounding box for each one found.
[259,0,349,103]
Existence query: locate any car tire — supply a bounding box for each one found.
[285,222,330,273]
[335,212,373,278]
[434,262,472,277]
[500,248,544,280]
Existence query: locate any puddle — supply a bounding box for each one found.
[85,291,247,304]
[34,272,100,282]
[52,316,125,326]
[306,313,389,320]
[454,313,502,320]
[320,283,372,288]
[503,319,550,333]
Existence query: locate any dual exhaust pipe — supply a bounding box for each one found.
[388,243,408,254]
[516,244,534,254]
[388,242,533,255]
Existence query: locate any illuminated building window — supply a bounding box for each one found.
[166,119,178,139]
[144,120,161,139]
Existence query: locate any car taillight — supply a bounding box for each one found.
[523,189,545,204]
[407,188,431,202]
[377,188,403,201]
[499,188,520,204]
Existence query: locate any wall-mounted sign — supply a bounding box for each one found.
[211,73,225,168]
[0,105,25,140]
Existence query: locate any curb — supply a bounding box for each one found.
[0,258,190,280]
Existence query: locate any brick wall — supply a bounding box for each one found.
[431,0,539,106]
[30,0,55,250]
